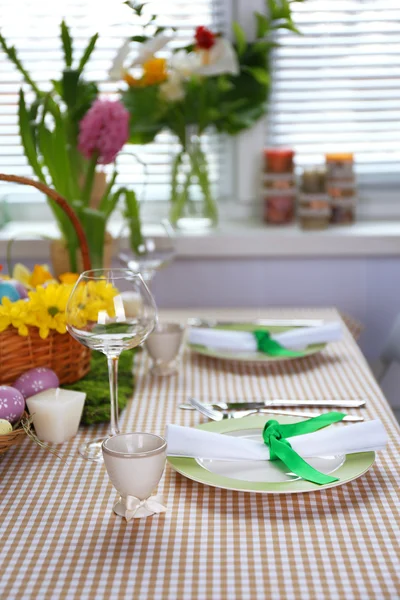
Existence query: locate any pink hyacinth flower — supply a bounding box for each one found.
[78,99,130,164]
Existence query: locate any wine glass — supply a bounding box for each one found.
[118,220,175,285]
[66,268,157,462]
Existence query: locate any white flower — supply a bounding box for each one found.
[109,39,131,81]
[160,71,185,102]
[196,38,239,77]
[131,33,172,66]
[170,50,201,78]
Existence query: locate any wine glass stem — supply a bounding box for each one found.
[108,355,120,436]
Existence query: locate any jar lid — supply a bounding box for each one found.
[325,153,354,162]
[264,148,295,158]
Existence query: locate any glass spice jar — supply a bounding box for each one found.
[298,168,330,229]
[264,189,297,225]
[263,173,296,190]
[298,195,331,230]
[264,148,295,174]
[330,198,357,225]
[325,153,354,180]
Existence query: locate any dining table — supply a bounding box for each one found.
[0,307,399,600]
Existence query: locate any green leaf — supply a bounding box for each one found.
[98,171,118,214]
[103,185,123,220]
[123,189,144,255]
[154,27,167,36]
[130,35,148,43]
[252,40,278,54]
[0,33,41,94]
[255,12,271,38]
[77,33,99,75]
[18,90,46,182]
[133,2,146,16]
[79,207,107,269]
[217,77,234,92]
[62,69,80,110]
[243,66,270,86]
[51,79,63,96]
[280,0,292,19]
[266,0,279,20]
[272,21,301,35]
[232,21,246,56]
[60,21,73,68]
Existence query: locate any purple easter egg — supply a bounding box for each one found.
[0,386,25,424]
[8,279,28,299]
[14,367,60,400]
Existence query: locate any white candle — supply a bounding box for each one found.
[26,388,86,444]
[120,291,143,319]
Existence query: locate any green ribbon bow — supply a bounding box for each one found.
[262,412,346,485]
[253,330,306,357]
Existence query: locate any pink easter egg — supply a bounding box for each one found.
[14,367,59,400]
[0,385,25,424]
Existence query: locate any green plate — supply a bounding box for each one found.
[168,415,375,494]
[188,323,326,363]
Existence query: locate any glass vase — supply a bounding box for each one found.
[169,126,218,231]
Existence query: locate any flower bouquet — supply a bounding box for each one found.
[0,267,92,386]
[110,1,302,228]
[0,22,144,272]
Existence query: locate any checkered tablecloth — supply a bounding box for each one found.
[1,308,399,600]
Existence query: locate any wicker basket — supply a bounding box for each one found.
[0,413,30,456]
[0,327,91,385]
[0,174,92,453]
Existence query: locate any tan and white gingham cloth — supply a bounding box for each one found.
[0,308,399,600]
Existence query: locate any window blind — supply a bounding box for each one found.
[267,0,400,181]
[0,0,226,201]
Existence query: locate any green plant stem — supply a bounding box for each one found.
[81,154,98,205]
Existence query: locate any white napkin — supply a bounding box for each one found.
[188,322,342,352]
[166,420,387,461]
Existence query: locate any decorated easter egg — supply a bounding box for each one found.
[14,367,59,400]
[0,386,25,424]
[7,279,28,299]
[0,282,20,304]
[0,419,12,435]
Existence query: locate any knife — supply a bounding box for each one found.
[187,397,366,409]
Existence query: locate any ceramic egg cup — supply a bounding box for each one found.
[102,432,167,521]
[145,323,185,376]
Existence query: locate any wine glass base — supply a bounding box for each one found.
[78,438,106,462]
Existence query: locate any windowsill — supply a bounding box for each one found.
[2,219,400,260]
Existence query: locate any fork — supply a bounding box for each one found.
[187,397,364,422]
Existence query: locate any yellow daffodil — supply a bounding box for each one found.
[12,263,55,289]
[123,72,142,87]
[0,298,30,336]
[0,278,119,339]
[142,58,168,85]
[59,272,80,285]
[28,283,73,339]
[30,265,55,287]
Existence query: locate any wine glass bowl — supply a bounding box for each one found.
[66,269,157,461]
[118,221,175,284]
